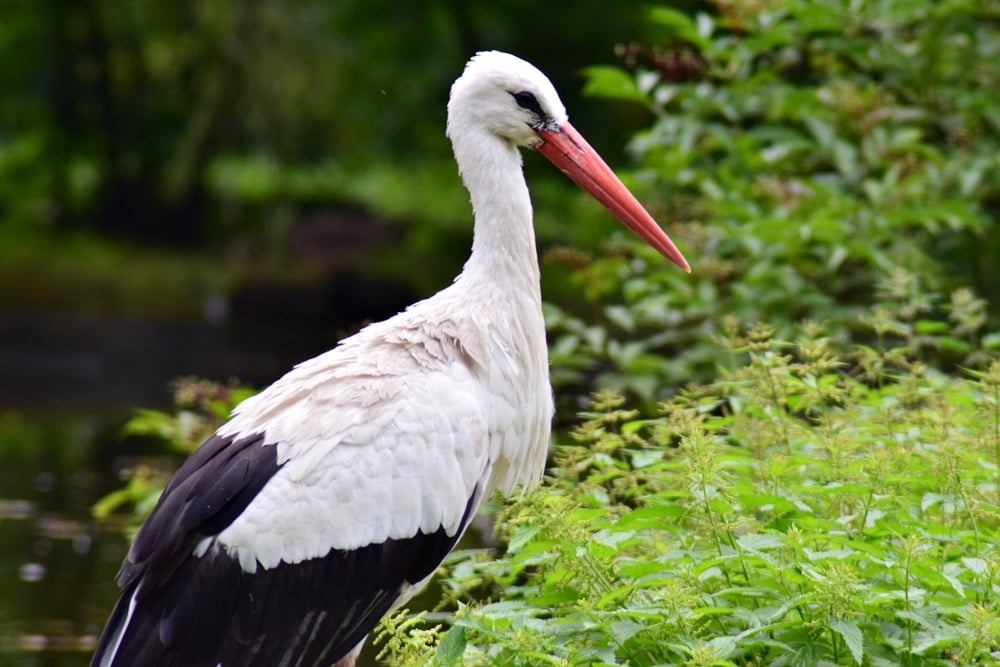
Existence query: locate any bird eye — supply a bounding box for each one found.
[511,91,544,118]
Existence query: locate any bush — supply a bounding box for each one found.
[547,0,1000,406]
[382,315,1000,666]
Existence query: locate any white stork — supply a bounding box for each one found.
[91,51,689,667]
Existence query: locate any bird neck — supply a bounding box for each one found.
[451,126,542,295]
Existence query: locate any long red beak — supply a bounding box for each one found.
[536,122,690,272]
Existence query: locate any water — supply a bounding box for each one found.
[0,412,128,667]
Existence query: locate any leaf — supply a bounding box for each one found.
[613,504,685,530]
[914,319,949,334]
[691,606,739,619]
[804,547,853,561]
[91,488,135,519]
[921,492,952,512]
[121,408,177,438]
[608,619,644,644]
[829,617,864,665]
[735,533,785,552]
[507,524,541,553]
[581,66,647,104]
[630,449,664,468]
[896,607,942,630]
[648,6,710,50]
[435,625,466,664]
[961,557,988,576]
[705,635,737,658]
[982,332,1000,350]
[910,628,961,655]
[936,336,971,353]
[941,572,965,599]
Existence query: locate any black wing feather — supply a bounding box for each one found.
[92,429,480,667]
[119,432,280,589]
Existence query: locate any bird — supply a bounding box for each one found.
[91,50,689,667]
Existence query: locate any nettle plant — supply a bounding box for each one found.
[104,296,1000,665]
[378,312,1000,666]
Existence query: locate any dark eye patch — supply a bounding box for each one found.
[511,91,545,118]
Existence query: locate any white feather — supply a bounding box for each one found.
[209,52,559,572]
[96,588,138,667]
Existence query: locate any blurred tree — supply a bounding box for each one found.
[0,0,675,247]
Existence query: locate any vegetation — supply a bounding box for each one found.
[92,377,256,533]
[109,292,1000,665]
[385,315,1000,666]
[78,0,1000,665]
[546,0,999,407]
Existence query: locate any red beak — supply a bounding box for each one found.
[536,122,690,273]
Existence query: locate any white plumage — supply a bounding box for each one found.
[91,50,688,667]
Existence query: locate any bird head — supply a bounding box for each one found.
[448,51,568,149]
[447,51,690,272]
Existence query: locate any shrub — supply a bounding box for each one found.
[547,0,1000,405]
[383,316,1000,666]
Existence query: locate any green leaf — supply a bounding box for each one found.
[581,66,647,104]
[435,625,466,664]
[91,488,135,519]
[507,524,541,553]
[648,6,710,50]
[735,533,785,551]
[941,572,965,599]
[705,635,736,658]
[982,332,1000,350]
[936,336,971,353]
[910,629,961,655]
[829,617,864,665]
[630,449,664,468]
[121,408,177,438]
[608,619,644,644]
[961,557,989,576]
[914,319,949,334]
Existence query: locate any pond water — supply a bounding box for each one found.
[0,411,128,667]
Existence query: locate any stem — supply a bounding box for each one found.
[955,480,981,556]
[763,361,791,454]
[858,487,875,535]
[903,540,913,654]
[993,376,999,507]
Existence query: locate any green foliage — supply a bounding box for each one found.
[549,0,1000,403]
[92,377,253,528]
[379,314,1000,666]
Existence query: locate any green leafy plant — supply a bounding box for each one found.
[92,377,254,528]
[547,0,1000,405]
[379,312,1000,666]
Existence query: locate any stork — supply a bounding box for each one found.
[91,51,689,667]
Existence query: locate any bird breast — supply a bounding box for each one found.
[213,293,552,567]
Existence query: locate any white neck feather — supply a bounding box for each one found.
[448,120,541,295]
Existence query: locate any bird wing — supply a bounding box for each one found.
[92,326,493,667]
